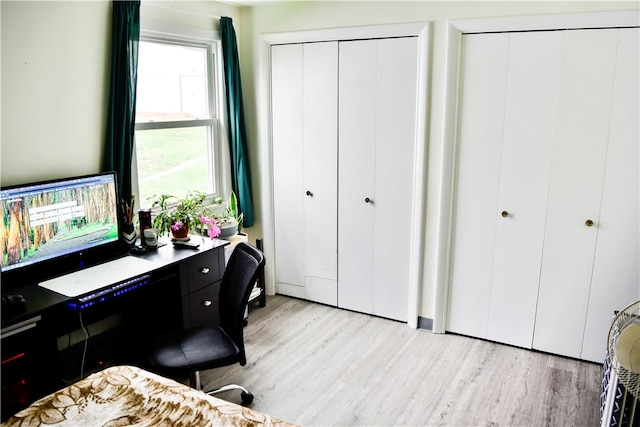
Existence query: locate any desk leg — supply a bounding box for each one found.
[256,239,267,308]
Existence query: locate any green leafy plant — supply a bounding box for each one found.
[148,191,218,238]
[225,191,244,232]
[213,191,244,232]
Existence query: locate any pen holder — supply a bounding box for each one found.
[122,224,137,247]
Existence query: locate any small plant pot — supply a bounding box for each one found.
[171,223,189,240]
[218,220,238,239]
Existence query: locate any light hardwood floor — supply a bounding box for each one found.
[201,295,603,426]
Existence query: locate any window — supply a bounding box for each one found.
[134,33,225,208]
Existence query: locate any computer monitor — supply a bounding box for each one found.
[0,172,122,277]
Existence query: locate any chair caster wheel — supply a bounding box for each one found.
[241,391,254,405]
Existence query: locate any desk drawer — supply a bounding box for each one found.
[183,250,223,293]
[182,282,220,328]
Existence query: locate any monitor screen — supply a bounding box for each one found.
[0,172,121,274]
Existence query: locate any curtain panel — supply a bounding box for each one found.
[221,17,255,228]
[103,0,140,202]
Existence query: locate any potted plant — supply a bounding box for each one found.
[226,190,244,232]
[148,191,220,240]
[213,191,244,239]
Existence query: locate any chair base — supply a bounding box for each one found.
[191,371,254,405]
[207,384,254,404]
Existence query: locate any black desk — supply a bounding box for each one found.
[0,238,228,420]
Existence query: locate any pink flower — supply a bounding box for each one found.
[207,224,221,239]
[171,220,183,231]
[199,216,221,239]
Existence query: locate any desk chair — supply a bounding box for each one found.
[149,242,265,404]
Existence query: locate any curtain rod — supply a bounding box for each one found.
[143,2,223,20]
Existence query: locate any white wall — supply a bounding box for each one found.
[1,0,111,186]
[140,1,239,31]
[238,1,639,321]
[0,0,239,188]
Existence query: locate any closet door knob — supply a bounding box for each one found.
[306,190,313,197]
[501,211,509,218]
[202,300,212,307]
[200,267,210,274]
[364,197,373,204]
[585,219,594,227]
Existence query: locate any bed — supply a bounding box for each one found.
[2,365,295,427]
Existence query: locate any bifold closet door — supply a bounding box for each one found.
[447,32,560,347]
[533,28,640,360]
[487,32,561,348]
[449,27,639,362]
[271,42,338,305]
[338,37,418,321]
[580,28,639,362]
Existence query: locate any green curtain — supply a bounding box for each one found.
[102,1,140,201]
[220,17,254,228]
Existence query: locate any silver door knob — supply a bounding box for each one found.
[200,267,210,274]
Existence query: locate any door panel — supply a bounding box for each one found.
[581,28,640,362]
[303,42,338,286]
[272,44,305,292]
[338,37,418,320]
[486,32,560,347]
[447,33,509,338]
[372,37,418,321]
[272,42,339,304]
[338,40,377,315]
[533,29,619,358]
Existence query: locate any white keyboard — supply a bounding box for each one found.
[38,256,155,298]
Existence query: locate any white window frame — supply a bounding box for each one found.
[132,22,230,209]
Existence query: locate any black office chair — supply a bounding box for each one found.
[149,242,265,404]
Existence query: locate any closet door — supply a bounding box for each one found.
[581,28,639,362]
[447,32,560,346]
[533,28,640,360]
[338,37,419,321]
[271,42,338,305]
[447,33,507,339]
[533,29,621,359]
[486,32,560,347]
[449,27,639,362]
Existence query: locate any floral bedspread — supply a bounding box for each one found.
[2,365,294,427]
